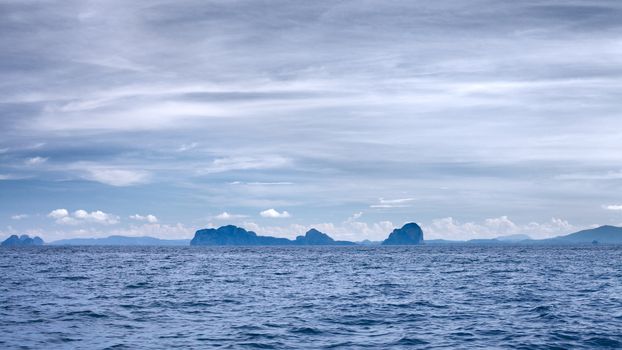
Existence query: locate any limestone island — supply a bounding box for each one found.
[1,234,44,247]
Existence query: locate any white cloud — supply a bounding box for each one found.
[48,208,69,219]
[0,174,28,180]
[232,181,294,185]
[604,205,622,211]
[109,223,194,239]
[241,219,395,241]
[423,216,579,240]
[24,156,48,165]
[557,171,622,180]
[11,214,28,220]
[202,156,289,174]
[84,168,150,186]
[177,142,198,152]
[346,211,363,222]
[42,223,195,241]
[129,214,158,223]
[370,198,415,208]
[213,212,247,220]
[48,208,119,225]
[260,208,291,218]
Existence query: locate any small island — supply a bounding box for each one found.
[381,223,424,245]
[1,234,44,247]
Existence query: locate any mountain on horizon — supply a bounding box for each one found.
[295,229,356,245]
[14,224,622,247]
[50,235,190,246]
[546,225,622,244]
[1,234,44,247]
[494,234,532,242]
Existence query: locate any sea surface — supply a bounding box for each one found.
[1,245,622,349]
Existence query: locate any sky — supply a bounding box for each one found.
[1,0,622,242]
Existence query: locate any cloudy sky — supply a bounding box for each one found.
[2,0,622,241]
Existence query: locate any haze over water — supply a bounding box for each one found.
[2,245,621,349]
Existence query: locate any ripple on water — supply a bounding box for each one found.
[1,245,622,349]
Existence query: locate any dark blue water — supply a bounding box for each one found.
[1,246,622,349]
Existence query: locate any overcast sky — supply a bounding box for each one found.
[2,0,622,241]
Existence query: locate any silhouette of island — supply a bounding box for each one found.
[190,225,357,246]
[425,226,622,245]
[545,225,622,244]
[1,234,44,247]
[294,228,356,245]
[11,223,622,247]
[382,223,424,245]
[50,235,190,246]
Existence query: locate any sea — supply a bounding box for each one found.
[1,245,621,349]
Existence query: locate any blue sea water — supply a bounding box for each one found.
[1,245,622,349]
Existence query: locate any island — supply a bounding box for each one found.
[382,223,424,245]
[294,228,356,245]
[1,234,44,247]
[50,235,190,246]
[545,225,622,244]
[190,225,357,246]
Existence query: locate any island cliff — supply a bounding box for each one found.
[1,234,44,247]
[382,223,424,245]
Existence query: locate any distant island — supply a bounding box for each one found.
[4,223,622,247]
[381,223,424,245]
[190,225,358,246]
[545,225,622,244]
[50,235,190,246]
[1,234,44,247]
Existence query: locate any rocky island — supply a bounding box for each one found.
[381,223,424,245]
[1,234,44,247]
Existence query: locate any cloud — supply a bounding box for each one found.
[2,1,622,239]
[604,205,622,211]
[260,209,291,218]
[177,142,198,152]
[240,219,396,241]
[0,174,29,181]
[370,198,415,208]
[48,209,119,225]
[557,171,622,180]
[213,212,247,220]
[109,223,194,239]
[48,209,69,219]
[229,181,294,185]
[202,156,289,174]
[24,157,48,165]
[11,214,28,220]
[346,211,363,222]
[41,223,195,241]
[129,214,158,223]
[84,168,150,187]
[423,216,578,240]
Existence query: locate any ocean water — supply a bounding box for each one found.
[1,246,622,349]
